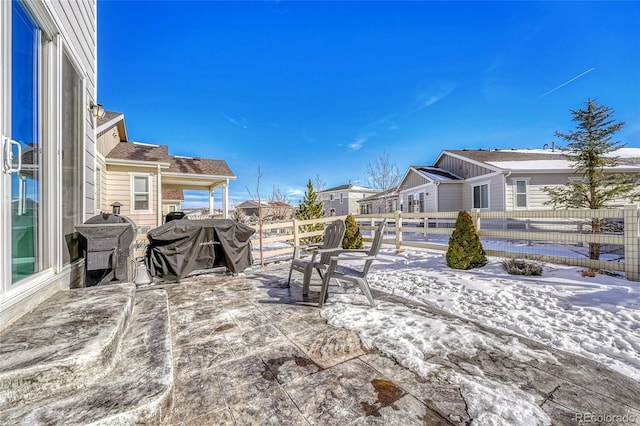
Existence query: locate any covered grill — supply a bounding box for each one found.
[76,213,136,286]
[146,219,254,281]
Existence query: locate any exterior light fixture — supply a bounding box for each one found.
[111,202,122,215]
[89,101,106,119]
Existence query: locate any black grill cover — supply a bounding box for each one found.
[146,219,255,281]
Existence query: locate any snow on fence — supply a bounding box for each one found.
[250,205,640,281]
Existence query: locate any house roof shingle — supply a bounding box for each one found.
[105,142,235,177]
[168,156,234,177]
[106,141,171,162]
[162,188,184,200]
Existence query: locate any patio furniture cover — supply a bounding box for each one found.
[146,219,255,281]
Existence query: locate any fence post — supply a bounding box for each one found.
[293,218,299,246]
[624,204,639,281]
[395,210,402,249]
[471,209,481,232]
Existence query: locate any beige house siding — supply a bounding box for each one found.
[95,156,107,212]
[162,200,182,217]
[97,124,122,157]
[105,165,159,230]
[436,154,494,179]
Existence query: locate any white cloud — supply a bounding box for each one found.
[222,114,248,129]
[342,132,377,152]
[416,82,457,109]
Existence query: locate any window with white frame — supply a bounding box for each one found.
[132,175,151,211]
[514,180,528,208]
[472,184,489,209]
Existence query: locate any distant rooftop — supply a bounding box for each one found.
[321,183,378,193]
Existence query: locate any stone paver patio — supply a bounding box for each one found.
[164,263,640,425]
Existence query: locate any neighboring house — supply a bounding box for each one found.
[1,0,98,327]
[358,186,400,214]
[96,111,235,232]
[319,184,379,216]
[236,200,295,221]
[398,166,463,213]
[399,148,640,213]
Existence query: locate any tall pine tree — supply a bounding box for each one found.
[296,179,324,243]
[543,99,640,260]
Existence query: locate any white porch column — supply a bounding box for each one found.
[223,180,229,219]
[209,187,215,216]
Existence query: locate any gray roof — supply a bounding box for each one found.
[321,184,377,193]
[447,149,566,162]
[446,148,640,167]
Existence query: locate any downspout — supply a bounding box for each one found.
[157,164,162,226]
[434,181,440,212]
[503,170,511,210]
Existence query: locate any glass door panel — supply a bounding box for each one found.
[11,1,40,283]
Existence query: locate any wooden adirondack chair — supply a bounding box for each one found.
[318,219,387,307]
[287,219,346,296]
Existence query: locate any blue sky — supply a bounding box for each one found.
[97,1,640,207]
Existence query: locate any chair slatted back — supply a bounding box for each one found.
[362,219,387,277]
[319,220,346,265]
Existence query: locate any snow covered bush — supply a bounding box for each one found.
[501,258,542,276]
[446,211,487,270]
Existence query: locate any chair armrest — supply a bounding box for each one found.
[329,254,376,263]
[292,243,323,258]
[316,248,368,256]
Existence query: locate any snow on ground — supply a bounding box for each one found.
[319,246,640,425]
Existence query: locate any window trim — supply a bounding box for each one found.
[130,173,152,213]
[512,178,529,209]
[472,182,490,210]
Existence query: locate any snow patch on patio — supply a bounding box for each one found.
[319,246,640,425]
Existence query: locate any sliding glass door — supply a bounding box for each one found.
[10,0,41,284]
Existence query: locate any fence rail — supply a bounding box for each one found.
[248,205,640,281]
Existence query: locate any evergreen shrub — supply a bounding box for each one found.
[342,214,363,249]
[446,211,487,270]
